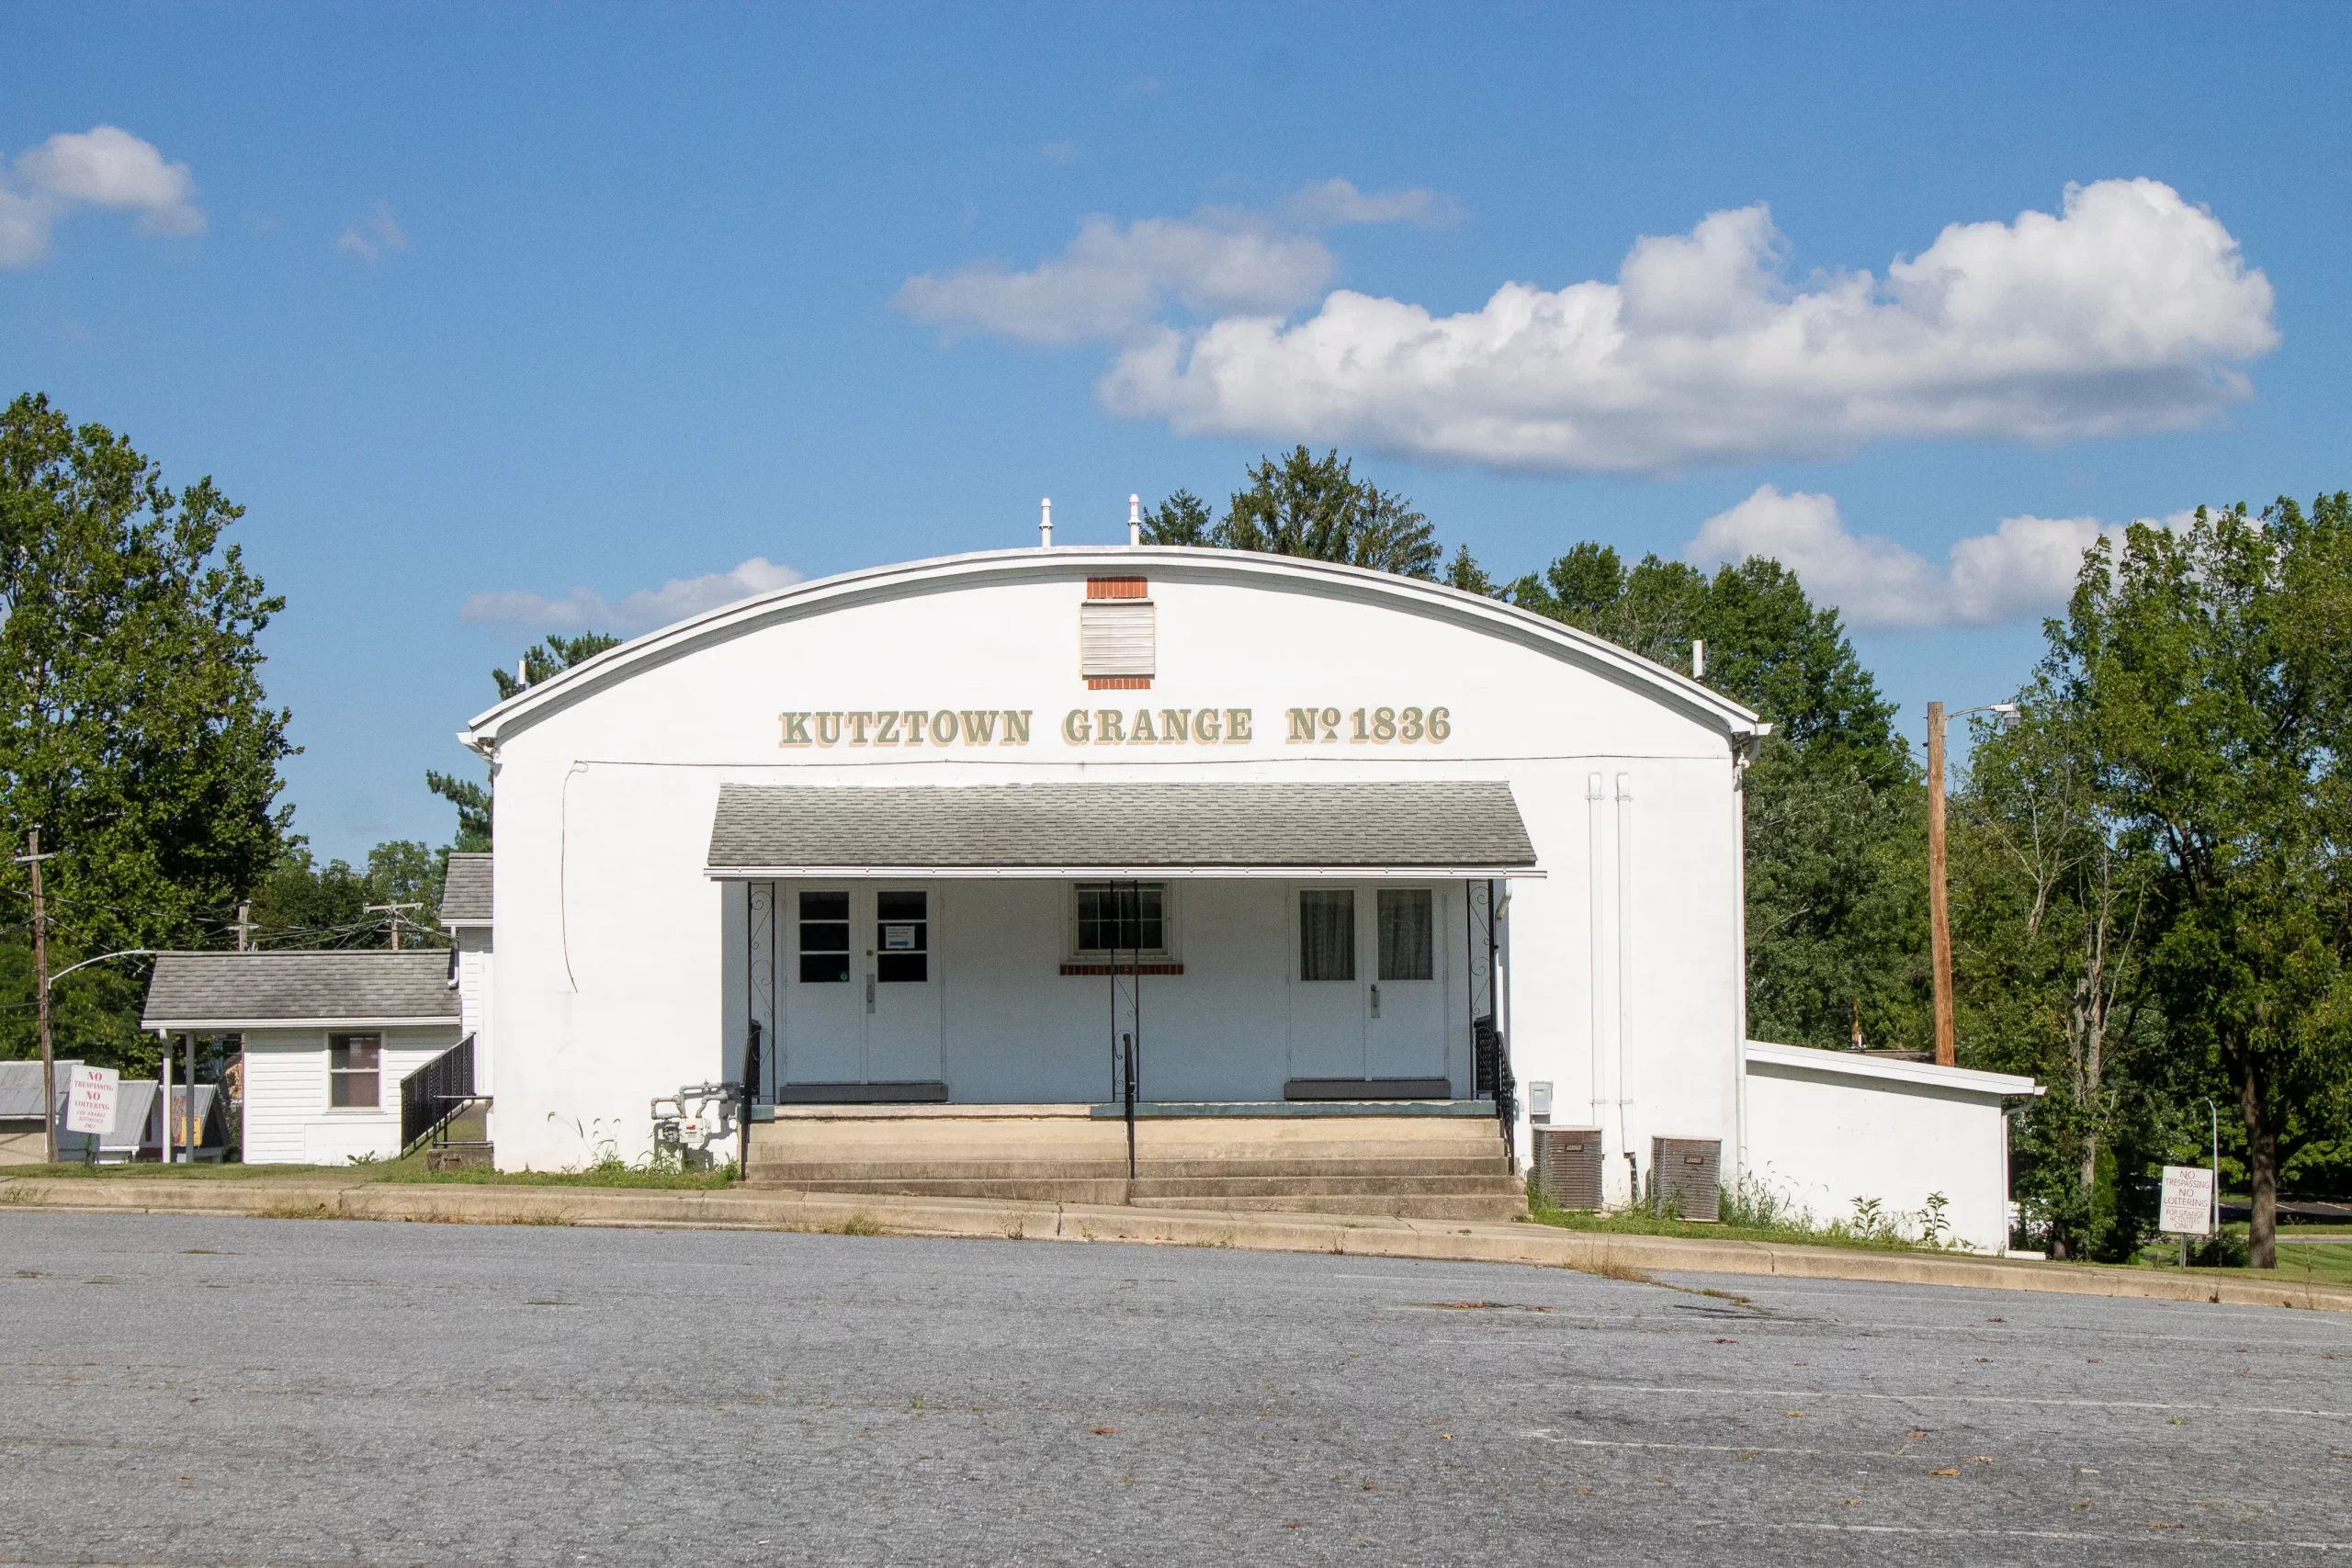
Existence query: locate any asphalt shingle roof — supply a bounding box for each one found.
[141,952,460,1029]
[706,781,1537,873]
[440,852,492,924]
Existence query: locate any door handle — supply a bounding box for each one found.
[865,974,876,1013]
[1369,983,1381,1019]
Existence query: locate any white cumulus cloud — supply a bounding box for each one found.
[1281,177,1458,228]
[337,201,410,262]
[1093,179,2277,474]
[0,126,203,266]
[896,179,1455,347]
[459,557,804,635]
[1685,486,2107,629]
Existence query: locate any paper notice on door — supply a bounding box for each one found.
[881,925,917,951]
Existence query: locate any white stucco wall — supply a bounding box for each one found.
[240,1027,462,1166]
[469,547,1759,1184]
[1739,1042,2036,1254]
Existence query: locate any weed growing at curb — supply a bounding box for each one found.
[833,1212,886,1236]
[1526,1184,1943,1254]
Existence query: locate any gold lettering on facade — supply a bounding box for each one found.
[873,711,902,745]
[1282,704,1451,744]
[1063,708,1091,744]
[847,711,874,745]
[1227,708,1252,742]
[960,710,997,745]
[1095,708,1125,744]
[1002,710,1032,745]
[906,710,932,744]
[1194,708,1222,742]
[929,709,956,745]
[1129,709,1159,744]
[816,712,844,746]
[778,712,814,748]
[1158,709,1190,744]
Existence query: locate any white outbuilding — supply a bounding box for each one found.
[443,542,2033,1248]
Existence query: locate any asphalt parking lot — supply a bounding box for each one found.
[5,1212,2349,1566]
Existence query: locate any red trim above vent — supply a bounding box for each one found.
[1086,576,1148,599]
[1085,674,1152,690]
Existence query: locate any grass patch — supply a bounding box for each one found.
[1,1161,357,1180]
[1526,1183,1945,1254]
[385,1162,740,1191]
[4,1156,743,1191]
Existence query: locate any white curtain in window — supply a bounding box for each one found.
[1299,889,1355,981]
[1377,888,1433,981]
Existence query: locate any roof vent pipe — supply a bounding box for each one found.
[1692,639,1705,681]
[1039,498,1053,547]
[1128,494,1142,547]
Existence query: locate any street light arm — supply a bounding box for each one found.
[45,949,158,990]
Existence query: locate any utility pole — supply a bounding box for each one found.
[232,901,255,952]
[1927,702,1954,1067]
[17,830,60,1164]
[1926,700,2020,1070]
[366,902,422,951]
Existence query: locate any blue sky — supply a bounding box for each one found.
[6,2,2347,862]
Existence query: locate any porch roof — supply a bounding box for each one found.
[705,780,1541,879]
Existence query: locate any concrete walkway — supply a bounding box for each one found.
[5,1171,2345,1312]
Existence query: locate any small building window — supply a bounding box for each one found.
[1074,883,1168,956]
[876,890,928,983]
[1377,888,1433,981]
[798,891,850,983]
[329,1033,380,1109]
[1299,890,1355,982]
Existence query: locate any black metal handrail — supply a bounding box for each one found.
[1474,1015,1515,1162]
[400,1034,480,1155]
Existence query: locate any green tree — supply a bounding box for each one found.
[1509,544,1928,1051]
[1140,490,1215,547]
[0,393,292,1071]
[1147,448,1442,579]
[426,630,620,850]
[1952,700,2167,1259]
[247,837,447,951]
[2046,500,2352,1268]
[1220,446,1440,578]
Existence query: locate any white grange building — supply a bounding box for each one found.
[152,539,2035,1249]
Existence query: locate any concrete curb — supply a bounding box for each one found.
[5,1175,2346,1313]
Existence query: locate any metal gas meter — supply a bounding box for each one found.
[650,1081,742,1171]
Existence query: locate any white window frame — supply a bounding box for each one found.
[326,1032,383,1112]
[1067,881,1182,963]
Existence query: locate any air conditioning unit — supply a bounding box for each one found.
[1649,1136,1722,1222]
[1532,1127,1603,1212]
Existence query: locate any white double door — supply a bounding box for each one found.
[1286,882,1451,1085]
[781,884,944,1086]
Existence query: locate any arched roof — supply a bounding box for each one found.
[458,546,1763,754]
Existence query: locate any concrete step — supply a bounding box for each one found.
[744,1177,1526,1221]
[746,1156,1514,1183]
[1126,1174,1525,1199]
[741,1111,1522,1220]
[1127,1191,1527,1221]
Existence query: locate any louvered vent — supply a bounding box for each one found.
[1648,1136,1722,1222]
[1531,1127,1604,1212]
[1079,589,1154,685]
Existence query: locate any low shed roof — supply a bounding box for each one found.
[706,780,1540,878]
[0,1059,81,1121]
[142,952,461,1031]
